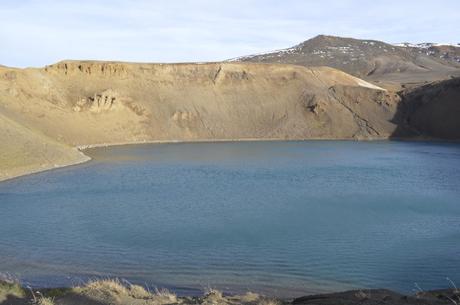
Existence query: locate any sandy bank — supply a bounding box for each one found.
[0,153,90,183]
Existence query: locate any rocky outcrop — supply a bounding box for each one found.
[45,61,130,77]
[73,89,123,113]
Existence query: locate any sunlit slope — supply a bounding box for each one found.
[0,61,399,148]
[0,112,89,181]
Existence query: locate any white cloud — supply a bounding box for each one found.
[1,0,459,67]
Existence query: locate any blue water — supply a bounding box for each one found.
[1,141,460,296]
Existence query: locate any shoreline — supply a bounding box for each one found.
[2,137,375,183]
[0,151,91,183]
[1,136,457,184]
[1,279,458,305]
[76,136,388,150]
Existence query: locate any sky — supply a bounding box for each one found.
[1,0,459,67]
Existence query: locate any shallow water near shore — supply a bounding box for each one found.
[1,141,460,297]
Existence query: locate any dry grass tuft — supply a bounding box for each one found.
[202,288,226,305]
[0,280,26,302]
[84,279,129,295]
[257,298,281,305]
[204,288,223,298]
[74,279,179,304]
[34,296,55,305]
[152,288,178,304]
[128,284,152,299]
[77,278,129,303]
[238,292,260,303]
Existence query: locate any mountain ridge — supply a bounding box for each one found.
[234,35,460,89]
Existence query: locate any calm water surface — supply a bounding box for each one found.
[1,141,460,296]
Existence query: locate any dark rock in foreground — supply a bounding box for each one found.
[293,289,460,305]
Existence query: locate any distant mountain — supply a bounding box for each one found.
[232,35,460,88]
[395,42,460,67]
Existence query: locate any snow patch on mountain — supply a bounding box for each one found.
[395,42,460,48]
[227,45,302,62]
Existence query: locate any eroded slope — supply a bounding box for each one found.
[0,61,399,146]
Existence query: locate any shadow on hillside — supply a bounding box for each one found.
[388,90,420,139]
[389,77,460,140]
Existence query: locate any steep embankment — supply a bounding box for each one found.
[393,77,460,139]
[0,61,400,180]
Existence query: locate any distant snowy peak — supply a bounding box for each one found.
[394,42,460,64]
[395,42,460,49]
[231,35,460,72]
[228,45,301,62]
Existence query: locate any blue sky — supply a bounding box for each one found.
[1,0,459,67]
